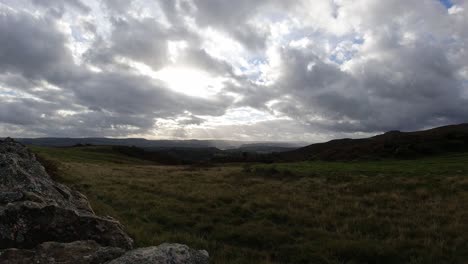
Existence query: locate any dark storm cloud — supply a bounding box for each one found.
[108,17,171,70]
[69,70,232,118]
[0,9,76,82]
[32,0,89,11]
[31,0,91,16]
[0,100,43,125]
[177,115,206,126]
[161,0,293,51]
[178,48,236,77]
[0,73,34,91]
[101,0,134,13]
[264,39,468,133]
[85,15,199,71]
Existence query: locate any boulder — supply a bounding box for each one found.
[0,138,133,250]
[0,138,209,263]
[0,202,133,249]
[0,137,95,215]
[107,244,209,264]
[0,240,125,264]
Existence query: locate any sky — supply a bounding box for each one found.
[0,0,467,142]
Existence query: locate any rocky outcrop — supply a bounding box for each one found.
[0,138,209,264]
[0,240,126,264]
[107,244,209,264]
[0,138,133,250]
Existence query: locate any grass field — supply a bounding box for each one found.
[31,145,468,264]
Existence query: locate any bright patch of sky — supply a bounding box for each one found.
[201,107,279,126]
[155,67,228,98]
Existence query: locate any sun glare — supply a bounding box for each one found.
[154,67,226,98]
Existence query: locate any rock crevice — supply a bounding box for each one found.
[0,138,209,264]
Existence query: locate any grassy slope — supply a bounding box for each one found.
[29,145,153,164]
[279,123,468,161]
[31,146,468,264]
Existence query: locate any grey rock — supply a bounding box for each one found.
[0,139,133,250]
[0,139,208,263]
[106,243,209,264]
[0,138,94,215]
[0,240,125,264]
[0,192,23,204]
[0,202,133,249]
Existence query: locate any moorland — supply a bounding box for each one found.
[28,123,468,263]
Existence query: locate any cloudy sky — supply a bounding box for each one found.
[0,0,467,142]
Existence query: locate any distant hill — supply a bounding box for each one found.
[277,123,468,161]
[114,146,223,165]
[4,138,304,165]
[10,123,468,163]
[226,143,297,154]
[11,137,305,151]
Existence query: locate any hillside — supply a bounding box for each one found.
[26,138,468,263]
[279,123,468,161]
[25,123,468,164]
[13,137,305,151]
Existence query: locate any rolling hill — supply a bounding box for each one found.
[278,123,468,161]
[11,137,305,151]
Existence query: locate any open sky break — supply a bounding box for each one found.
[0,0,467,142]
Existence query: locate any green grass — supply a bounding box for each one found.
[31,146,468,264]
[250,153,468,177]
[29,145,152,164]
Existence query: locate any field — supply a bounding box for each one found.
[30,145,468,264]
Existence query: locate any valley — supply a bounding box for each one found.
[31,145,468,264]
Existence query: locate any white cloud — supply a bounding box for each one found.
[0,0,467,141]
